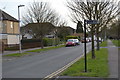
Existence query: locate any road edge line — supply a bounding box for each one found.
[43,54,84,79]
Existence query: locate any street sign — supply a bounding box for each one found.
[86,20,99,24]
[83,19,99,72]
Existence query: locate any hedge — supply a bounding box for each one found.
[21,39,40,43]
[66,36,80,41]
[22,38,60,46]
[5,38,61,51]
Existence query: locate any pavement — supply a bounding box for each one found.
[2,45,63,56]
[107,40,118,78]
[2,47,43,55]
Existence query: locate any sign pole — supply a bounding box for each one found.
[83,19,99,72]
[84,20,87,72]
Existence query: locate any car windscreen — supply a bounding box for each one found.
[67,39,74,42]
[74,40,77,42]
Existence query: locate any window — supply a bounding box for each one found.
[11,22,13,28]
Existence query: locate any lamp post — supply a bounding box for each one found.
[18,5,25,53]
[0,9,4,53]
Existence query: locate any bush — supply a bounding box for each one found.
[5,38,61,51]
[66,36,80,41]
[21,39,40,43]
[43,38,53,46]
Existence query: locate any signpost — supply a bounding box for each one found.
[86,20,99,24]
[84,20,99,72]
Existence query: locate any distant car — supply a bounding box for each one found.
[66,39,76,47]
[74,39,80,45]
[81,39,89,43]
[86,38,90,42]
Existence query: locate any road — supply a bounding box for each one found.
[3,42,92,78]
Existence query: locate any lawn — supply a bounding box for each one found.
[27,45,65,52]
[4,53,30,57]
[100,41,107,47]
[112,40,120,47]
[61,48,109,77]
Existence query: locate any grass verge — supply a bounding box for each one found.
[4,53,30,57]
[112,40,120,47]
[61,48,109,77]
[27,45,65,52]
[100,41,107,47]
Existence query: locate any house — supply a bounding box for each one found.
[55,26,75,35]
[21,23,75,40]
[72,33,84,37]
[21,22,55,39]
[0,10,19,46]
[65,26,75,34]
[71,33,84,40]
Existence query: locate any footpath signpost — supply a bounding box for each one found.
[84,20,99,72]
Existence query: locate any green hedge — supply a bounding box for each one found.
[21,38,60,47]
[43,38,60,46]
[43,38,53,46]
[5,38,61,51]
[66,36,80,41]
[21,39,40,43]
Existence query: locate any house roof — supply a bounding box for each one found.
[20,22,55,33]
[23,22,55,28]
[0,9,19,22]
[55,26,75,30]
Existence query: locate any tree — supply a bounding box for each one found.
[107,19,120,39]
[67,0,120,59]
[22,2,61,49]
[76,21,83,33]
[58,26,70,41]
[93,2,120,50]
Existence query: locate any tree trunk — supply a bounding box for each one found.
[96,28,100,51]
[91,28,95,59]
[40,38,44,49]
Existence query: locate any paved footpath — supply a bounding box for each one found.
[2,45,62,56]
[107,40,118,78]
[2,47,41,55]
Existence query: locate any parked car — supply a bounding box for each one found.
[81,39,89,43]
[66,39,76,47]
[74,39,80,45]
[86,38,91,42]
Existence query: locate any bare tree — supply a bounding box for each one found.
[107,19,120,39]
[22,2,61,49]
[67,0,120,59]
[94,1,120,50]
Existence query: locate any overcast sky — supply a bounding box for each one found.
[0,0,77,29]
[0,0,119,29]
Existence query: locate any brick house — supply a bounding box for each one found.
[0,10,19,47]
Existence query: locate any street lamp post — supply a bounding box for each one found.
[18,5,25,53]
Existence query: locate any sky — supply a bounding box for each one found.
[0,0,120,29]
[0,0,77,29]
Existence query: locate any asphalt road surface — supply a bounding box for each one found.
[3,42,93,78]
